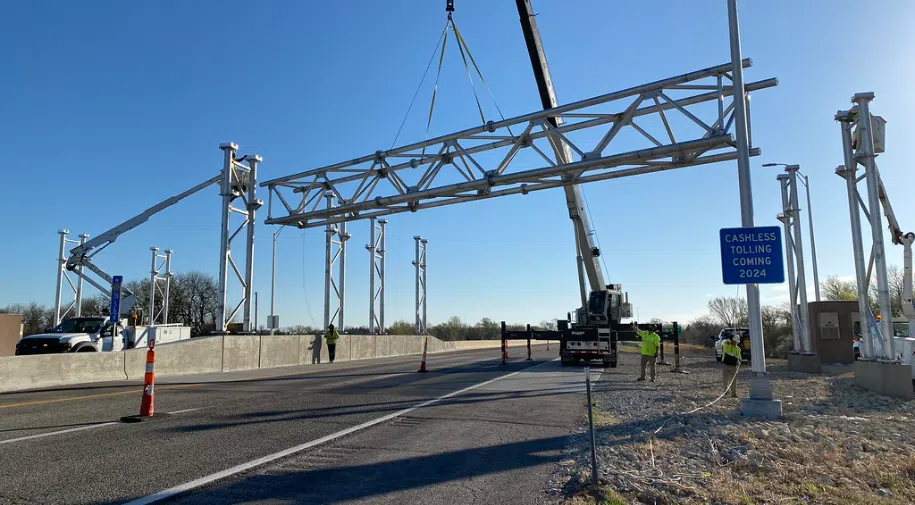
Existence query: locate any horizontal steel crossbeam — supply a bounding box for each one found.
[263,60,776,229]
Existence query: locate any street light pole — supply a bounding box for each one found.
[801,174,821,301]
[763,163,821,302]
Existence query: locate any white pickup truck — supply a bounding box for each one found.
[14,316,190,355]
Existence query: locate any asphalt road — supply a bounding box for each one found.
[0,345,596,505]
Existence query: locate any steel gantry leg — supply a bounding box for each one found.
[854,94,895,359]
[777,176,802,353]
[243,155,261,333]
[54,229,84,325]
[777,169,812,354]
[786,166,812,354]
[323,193,349,332]
[217,143,261,333]
[367,218,387,333]
[413,236,428,335]
[836,117,875,359]
[75,234,88,316]
[148,247,173,325]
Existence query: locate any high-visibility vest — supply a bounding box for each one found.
[325,329,340,344]
[635,329,660,356]
[722,341,741,364]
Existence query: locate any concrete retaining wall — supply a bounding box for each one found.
[0,334,456,393]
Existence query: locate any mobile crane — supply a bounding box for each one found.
[516,0,632,366]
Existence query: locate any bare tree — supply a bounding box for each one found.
[680,315,719,345]
[169,272,218,337]
[708,296,748,328]
[537,319,558,332]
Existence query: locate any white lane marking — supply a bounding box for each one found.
[167,408,206,415]
[124,359,559,505]
[0,422,118,445]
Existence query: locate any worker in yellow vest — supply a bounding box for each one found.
[631,323,661,382]
[325,324,340,363]
[721,334,742,398]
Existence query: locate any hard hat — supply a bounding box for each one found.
[731,335,741,344]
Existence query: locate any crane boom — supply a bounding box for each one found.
[68,174,222,263]
[516,0,606,299]
[63,173,222,313]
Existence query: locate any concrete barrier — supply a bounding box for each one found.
[222,335,260,372]
[0,352,126,393]
[260,335,300,369]
[126,335,223,379]
[0,334,458,393]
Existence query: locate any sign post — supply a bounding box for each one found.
[719,227,785,285]
[109,275,123,323]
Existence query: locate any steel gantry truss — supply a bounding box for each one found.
[775,168,812,355]
[217,143,262,333]
[366,218,387,334]
[836,93,907,360]
[148,247,173,325]
[54,230,89,325]
[261,60,776,230]
[413,236,428,335]
[60,142,260,333]
[323,193,350,331]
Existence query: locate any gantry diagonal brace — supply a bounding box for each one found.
[262,60,776,231]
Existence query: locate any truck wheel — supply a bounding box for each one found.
[74,345,97,353]
[602,359,611,368]
[609,359,618,368]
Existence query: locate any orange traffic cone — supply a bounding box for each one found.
[418,336,429,373]
[140,344,156,416]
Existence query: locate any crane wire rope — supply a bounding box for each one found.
[392,2,514,157]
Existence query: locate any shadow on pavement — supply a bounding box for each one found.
[168,387,580,434]
[89,434,572,505]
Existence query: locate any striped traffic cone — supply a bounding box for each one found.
[140,344,156,417]
[417,336,429,373]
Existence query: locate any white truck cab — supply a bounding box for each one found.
[15,317,191,355]
[15,317,121,354]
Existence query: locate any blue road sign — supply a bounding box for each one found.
[109,275,123,323]
[720,227,785,285]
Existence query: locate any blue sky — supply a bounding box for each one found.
[2,0,914,329]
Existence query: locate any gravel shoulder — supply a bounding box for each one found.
[558,347,915,505]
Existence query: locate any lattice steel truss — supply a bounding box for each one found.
[835,94,903,360]
[217,143,262,333]
[148,247,173,325]
[366,217,387,334]
[54,230,88,325]
[323,193,350,331]
[775,170,812,354]
[262,60,776,229]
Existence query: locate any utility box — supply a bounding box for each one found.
[807,301,858,364]
[854,114,886,153]
[0,314,24,357]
